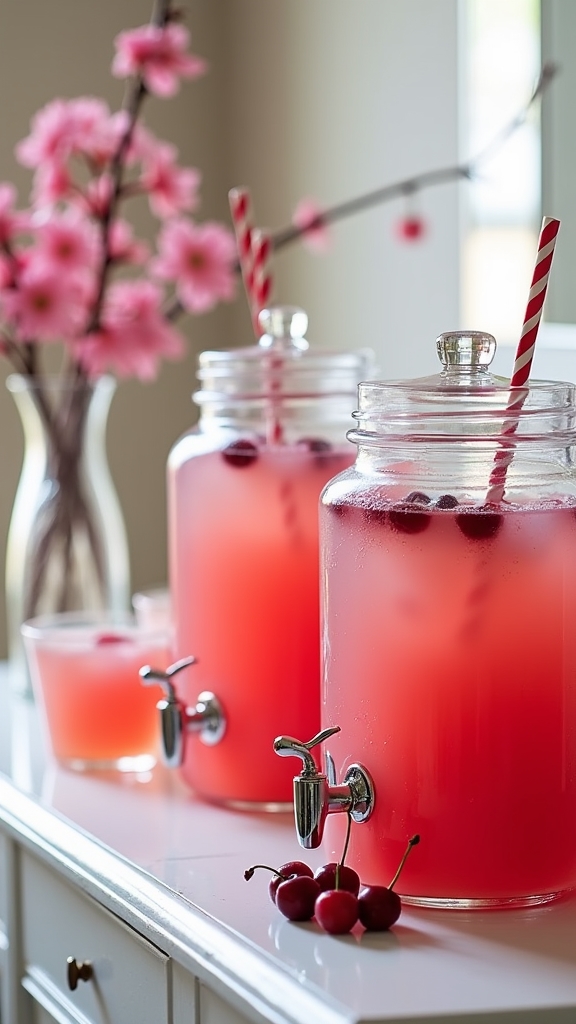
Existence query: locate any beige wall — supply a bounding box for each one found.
[0,0,461,656]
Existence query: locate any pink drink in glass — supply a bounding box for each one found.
[23,616,167,771]
[321,492,576,906]
[169,440,353,806]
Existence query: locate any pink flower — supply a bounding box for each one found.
[112,24,206,97]
[84,174,114,218]
[68,98,119,167]
[108,220,150,265]
[75,280,184,380]
[30,162,73,207]
[2,258,87,342]
[16,99,75,169]
[141,143,200,218]
[35,210,98,275]
[153,218,236,313]
[0,255,13,289]
[17,97,118,171]
[0,183,27,244]
[292,198,331,253]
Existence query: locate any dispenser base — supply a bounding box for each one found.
[400,888,575,910]
[219,797,293,814]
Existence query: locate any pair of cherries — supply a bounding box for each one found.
[244,835,419,935]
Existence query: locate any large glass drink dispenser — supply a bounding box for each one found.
[149,306,372,809]
[278,330,576,908]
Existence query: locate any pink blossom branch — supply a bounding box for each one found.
[85,0,174,335]
[161,61,556,324]
[271,61,557,254]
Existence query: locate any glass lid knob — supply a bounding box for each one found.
[258,305,309,352]
[436,331,497,369]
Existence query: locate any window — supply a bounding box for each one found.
[462,0,541,354]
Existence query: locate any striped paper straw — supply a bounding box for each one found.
[228,186,258,333]
[486,216,560,504]
[250,227,273,338]
[228,186,253,265]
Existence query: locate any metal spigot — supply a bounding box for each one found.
[139,656,225,768]
[273,726,374,849]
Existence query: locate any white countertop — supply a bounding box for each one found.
[3,677,576,1023]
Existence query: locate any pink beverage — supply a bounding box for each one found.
[319,331,576,908]
[22,614,168,771]
[169,439,353,805]
[321,493,576,905]
[167,305,373,807]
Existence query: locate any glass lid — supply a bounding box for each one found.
[194,305,374,403]
[348,330,576,443]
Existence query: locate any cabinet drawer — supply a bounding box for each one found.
[20,851,170,1024]
[199,984,254,1024]
[173,960,198,1024]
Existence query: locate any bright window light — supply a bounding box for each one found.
[462,0,541,346]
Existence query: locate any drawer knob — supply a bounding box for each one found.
[67,957,93,991]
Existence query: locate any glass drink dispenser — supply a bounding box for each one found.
[278,330,576,907]
[145,306,373,809]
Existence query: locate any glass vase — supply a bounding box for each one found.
[5,374,131,697]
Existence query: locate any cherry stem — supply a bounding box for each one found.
[243,864,287,883]
[335,810,352,890]
[388,834,420,891]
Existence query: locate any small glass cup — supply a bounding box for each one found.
[132,586,171,632]
[21,611,169,773]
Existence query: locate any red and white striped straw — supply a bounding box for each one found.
[228,186,258,333]
[228,187,274,339]
[509,216,561,387]
[250,227,273,337]
[486,215,560,503]
[228,186,253,267]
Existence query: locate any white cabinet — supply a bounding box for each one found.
[20,851,171,1024]
[3,673,576,1024]
[0,814,263,1024]
[198,987,254,1024]
[172,962,198,1024]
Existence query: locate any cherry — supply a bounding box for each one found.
[276,875,321,922]
[389,503,430,534]
[314,811,360,935]
[297,437,332,454]
[314,862,360,896]
[315,889,358,934]
[95,632,126,645]
[363,506,389,527]
[358,834,420,932]
[244,861,313,905]
[395,215,426,242]
[222,439,258,467]
[328,500,353,518]
[456,508,502,540]
[358,885,401,930]
[405,491,431,505]
[435,493,459,509]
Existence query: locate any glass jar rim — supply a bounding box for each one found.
[21,609,168,645]
[348,376,576,446]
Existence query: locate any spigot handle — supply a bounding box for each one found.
[139,656,224,765]
[273,726,341,776]
[139,656,196,701]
